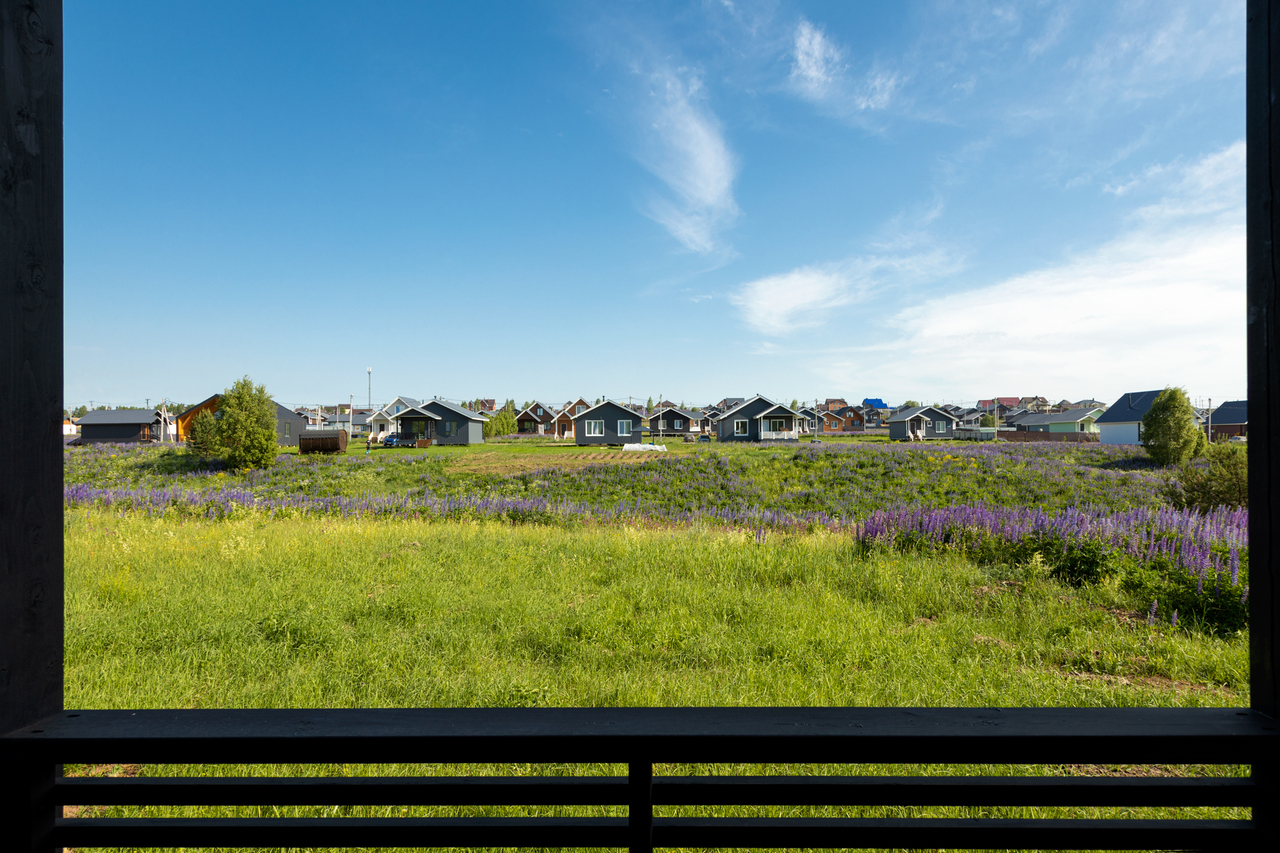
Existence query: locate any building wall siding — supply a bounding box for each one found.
[574,403,642,445]
[1099,423,1141,445]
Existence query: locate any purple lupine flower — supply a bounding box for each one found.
[1147,600,1157,626]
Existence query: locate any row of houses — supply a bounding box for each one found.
[67,390,1249,448]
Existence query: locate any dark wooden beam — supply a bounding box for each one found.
[0,0,63,736]
[1250,0,1280,721]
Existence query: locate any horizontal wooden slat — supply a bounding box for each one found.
[55,773,1255,808]
[653,816,1255,850]
[51,816,1253,850]
[54,816,629,848]
[7,707,1275,765]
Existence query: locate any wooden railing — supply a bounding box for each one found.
[5,707,1275,851]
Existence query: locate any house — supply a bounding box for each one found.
[833,405,865,431]
[77,408,163,443]
[572,400,641,446]
[368,396,420,441]
[1015,408,1105,434]
[62,416,78,436]
[1075,399,1107,410]
[819,411,844,433]
[713,397,745,411]
[552,398,592,439]
[516,401,556,435]
[820,398,849,412]
[796,406,819,434]
[715,396,802,442]
[887,406,959,441]
[1001,408,1035,428]
[1206,400,1247,440]
[176,396,310,446]
[1096,390,1190,445]
[390,397,486,445]
[978,397,1020,412]
[1018,396,1051,413]
[649,406,699,439]
[329,410,369,436]
[862,398,887,411]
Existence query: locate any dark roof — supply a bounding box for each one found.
[423,397,486,422]
[887,406,958,423]
[77,408,160,425]
[650,406,701,420]
[1210,400,1248,426]
[1016,408,1104,426]
[1095,390,1165,425]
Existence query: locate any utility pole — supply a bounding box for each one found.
[1208,397,1213,443]
[349,394,354,438]
[367,367,372,413]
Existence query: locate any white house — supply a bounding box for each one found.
[1096,390,1200,445]
[368,396,420,441]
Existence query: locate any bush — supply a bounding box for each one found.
[218,376,278,470]
[1141,387,1199,466]
[188,408,221,460]
[484,409,519,438]
[1167,442,1247,512]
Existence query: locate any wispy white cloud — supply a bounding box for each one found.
[731,247,959,337]
[788,18,900,117]
[637,67,740,254]
[820,142,1246,402]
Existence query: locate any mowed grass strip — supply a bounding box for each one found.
[63,512,1249,839]
[67,512,1245,709]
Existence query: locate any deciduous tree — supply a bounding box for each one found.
[1141,387,1199,466]
[218,376,278,469]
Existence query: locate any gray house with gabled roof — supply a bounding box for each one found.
[572,400,641,446]
[887,406,958,441]
[77,408,163,444]
[390,397,485,445]
[715,396,801,442]
[1207,400,1247,440]
[649,406,700,439]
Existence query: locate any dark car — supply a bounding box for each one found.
[697,434,711,443]
[384,433,418,448]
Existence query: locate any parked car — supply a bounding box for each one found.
[384,433,418,448]
[697,434,711,443]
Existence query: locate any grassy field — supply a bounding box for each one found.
[62,440,1250,845]
[64,510,1248,839]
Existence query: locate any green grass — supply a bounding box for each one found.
[66,511,1247,709]
[64,511,1248,847]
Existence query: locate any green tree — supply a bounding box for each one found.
[902,399,920,408]
[218,376,278,469]
[188,408,221,460]
[71,405,88,418]
[1141,387,1199,466]
[484,409,518,438]
[1168,442,1248,512]
[979,413,995,427]
[646,396,654,413]
[791,399,799,410]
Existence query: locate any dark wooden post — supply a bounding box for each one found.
[0,0,63,735]
[1,4,64,851]
[627,760,653,853]
[1249,0,1280,722]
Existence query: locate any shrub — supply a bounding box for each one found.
[1167,443,1248,513]
[188,408,221,460]
[484,409,519,438]
[218,376,278,470]
[1141,387,1199,466]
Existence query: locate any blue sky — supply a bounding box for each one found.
[64,1,1245,412]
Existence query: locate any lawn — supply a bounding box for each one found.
[61,439,1251,841]
[63,510,1248,836]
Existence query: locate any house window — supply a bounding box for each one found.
[767,418,786,432]
[443,421,455,437]
[734,419,748,436]
[618,420,632,436]
[284,422,290,437]
[395,405,402,413]
[674,419,682,429]
[576,405,586,414]
[586,420,604,436]
[536,408,543,416]
[935,421,947,432]
[658,419,667,430]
